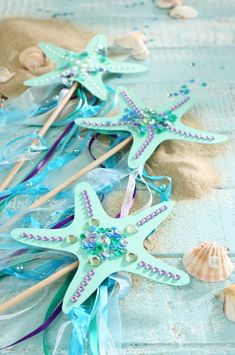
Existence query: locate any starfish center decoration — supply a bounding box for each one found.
[76,87,227,168]
[24,35,147,101]
[11,182,190,314]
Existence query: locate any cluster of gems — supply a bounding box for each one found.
[47,44,109,81]
[70,269,95,303]
[136,205,168,226]
[138,261,181,280]
[80,220,128,264]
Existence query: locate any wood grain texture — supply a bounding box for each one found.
[0,0,235,354]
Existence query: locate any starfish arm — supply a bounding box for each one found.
[76,113,132,133]
[39,42,74,66]
[167,121,227,144]
[107,60,147,74]
[159,95,196,121]
[85,34,108,54]
[123,250,190,286]
[62,258,116,313]
[79,73,108,101]
[119,200,174,244]
[73,182,109,223]
[10,226,74,253]
[116,86,146,112]
[24,70,62,87]
[127,127,157,169]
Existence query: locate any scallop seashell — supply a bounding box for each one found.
[114,32,146,49]
[19,46,46,71]
[0,67,16,83]
[217,284,235,322]
[156,0,182,9]
[131,41,150,60]
[169,5,198,19]
[183,241,234,282]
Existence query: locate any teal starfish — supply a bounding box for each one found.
[76,87,227,168]
[11,182,189,314]
[24,35,147,101]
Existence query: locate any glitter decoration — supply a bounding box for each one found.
[80,224,128,260]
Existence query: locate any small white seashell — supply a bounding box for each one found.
[183,241,234,282]
[131,41,150,60]
[217,284,235,322]
[156,0,182,9]
[169,5,198,19]
[19,46,46,71]
[114,32,146,49]
[0,67,16,83]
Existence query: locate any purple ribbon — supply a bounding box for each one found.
[1,303,62,349]
[24,122,74,181]
[0,122,74,202]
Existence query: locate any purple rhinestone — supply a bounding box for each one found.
[152,267,160,273]
[70,296,77,303]
[50,236,56,241]
[89,270,95,276]
[79,285,84,292]
[43,236,49,241]
[82,280,88,287]
[160,269,166,275]
[145,264,153,270]
[75,291,81,297]
[166,272,173,278]
[139,261,146,267]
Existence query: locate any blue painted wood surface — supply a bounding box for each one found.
[0,0,235,354]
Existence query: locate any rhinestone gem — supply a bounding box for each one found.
[88,256,101,266]
[124,252,138,262]
[65,235,78,244]
[88,218,100,227]
[126,225,139,235]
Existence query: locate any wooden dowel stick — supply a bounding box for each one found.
[0,83,79,191]
[0,136,132,233]
[29,135,132,209]
[0,261,79,314]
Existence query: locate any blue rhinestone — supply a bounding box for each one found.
[110,245,117,251]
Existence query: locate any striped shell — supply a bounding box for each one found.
[183,241,234,282]
[131,41,150,60]
[19,46,46,71]
[169,5,198,19]
[156,0,182,9]
[217,284,235,322]
[114,32,146,49]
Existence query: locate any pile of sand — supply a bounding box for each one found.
[0,17,92,97]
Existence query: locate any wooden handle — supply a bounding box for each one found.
[0,261,79,314]
[0,83,78,191]
[28,135,132,209]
